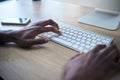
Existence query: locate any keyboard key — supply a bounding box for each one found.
[51,37,73,46]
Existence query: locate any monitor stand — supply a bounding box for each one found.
[78,8,120,30]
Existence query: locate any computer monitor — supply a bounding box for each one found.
[77,0,120,30]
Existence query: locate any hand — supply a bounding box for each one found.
[9,19,61,48]
[65,44,120,80]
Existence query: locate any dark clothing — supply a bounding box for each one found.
[0,77,4,80]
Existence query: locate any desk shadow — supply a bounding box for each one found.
[0,42,17,48]
[0,42,47,51]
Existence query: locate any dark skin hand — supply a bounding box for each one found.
[0,19,61,80]
[0,19,61,48]
[65,44,120,80]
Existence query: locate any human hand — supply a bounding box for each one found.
[9,19,61,48]
[65,44,120,80]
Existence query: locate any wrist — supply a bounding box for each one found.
[0,30,16,43]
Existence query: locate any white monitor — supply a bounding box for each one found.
[77,0,120,30]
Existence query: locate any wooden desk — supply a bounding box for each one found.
[0,0,120,80]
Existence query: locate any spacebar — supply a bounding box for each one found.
[51,37,73,46]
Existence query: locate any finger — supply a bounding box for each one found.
[32,20,48,27]
[69,51,86,60]
[47,19,59,29]
[35,19,59,30]
[27,38,49,45]
[102,44,117,56]
[90,45,106,53]
[69,54,81,60]
[106,47,120,62]
[86,45,107,59]
[103,47,120,75]
[39,27,61,35]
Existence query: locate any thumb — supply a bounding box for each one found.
[18,38,49,48]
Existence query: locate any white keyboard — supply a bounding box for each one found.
[39,21,113,53]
